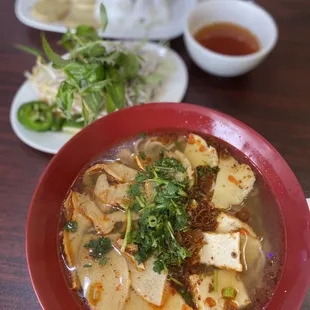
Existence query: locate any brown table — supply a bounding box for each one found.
[0,0,309,309]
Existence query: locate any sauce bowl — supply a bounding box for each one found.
[184,0,278,77]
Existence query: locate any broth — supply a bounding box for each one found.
[194,22,260,56]
[59,133,284,310]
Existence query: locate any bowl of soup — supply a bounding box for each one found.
[26,103,310,310]
[183,0,278,77]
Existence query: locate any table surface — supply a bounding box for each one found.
[1,0,309,309]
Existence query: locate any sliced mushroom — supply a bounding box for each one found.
[101,162,138,183]
[118,149,138,169]
[184,134,219,169]
[63,191,92,289]
[97,183,131,206]
[76,234,130,310]
[128,256,167,306]
[167,150,194,186]
[240,234,266,286]
[74,192,127,235]
[94,174,109,196]
[143,138,168,160]
[211,156,256,209]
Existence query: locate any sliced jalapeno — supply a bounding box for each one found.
[17,101,53,131]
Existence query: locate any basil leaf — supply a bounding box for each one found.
[64,63,104,86]
[15,44,43,59]
[82,93,104,124]
[41,33,68,68]
[119,52,140,79]
[106,82,125,109]
[76,25,99,41]
[100,3,108,33]
[106,93,116,113]
[56,82,75,119]
[81,79,111,94]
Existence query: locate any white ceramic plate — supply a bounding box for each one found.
[10,42,188,154]
[15,0,196,40]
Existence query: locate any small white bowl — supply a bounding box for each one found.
[184,0,278,77]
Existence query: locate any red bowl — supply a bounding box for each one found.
[26,103,310,310]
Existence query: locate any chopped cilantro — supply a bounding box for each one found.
[64,220,78,232]
[139,151,146,160]
[128,154,191,273]
[84,237,112,261]
[128,183,141,198]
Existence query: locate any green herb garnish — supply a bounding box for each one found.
[139,151,146,160]
[129,155,191,273]
[84,237,112,262]
[83,263,92,268]
[64,220,78,233]
[17,4,148,127]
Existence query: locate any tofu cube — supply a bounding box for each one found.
[200,232,242,272]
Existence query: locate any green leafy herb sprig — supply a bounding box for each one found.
[84,236,112,266]
[17,4,143,125]
[127,154,192,274]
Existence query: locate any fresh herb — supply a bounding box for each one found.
[197,165,219,177]
[84,237,112,262]
[222,287,237,299]
[129,154,191,273]
[139,151,146,160]
[17,4,146,126]
[179,287,195,308]
[15,44,44,59]
[139,132,146,138]
[64,220,78,233]
[83,263,92,268]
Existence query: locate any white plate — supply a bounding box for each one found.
[10,42,188,154]
[15,0,196,40]
[307,198,310,210]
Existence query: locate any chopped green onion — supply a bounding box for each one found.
[222,287,237,299]
[64,221,78,233]
[148,216,157,227]
[83,263,92,268]
[169,277,183,286]
[121,208,132,252]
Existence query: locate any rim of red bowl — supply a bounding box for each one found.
[26,103,310,310]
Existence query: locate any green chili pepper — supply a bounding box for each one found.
[17,101,53,131]
[51,114,65,131]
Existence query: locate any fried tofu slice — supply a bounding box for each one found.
[200,232,243,272]
[128,256,167,306]
[211,156,255,209]
[216,212,256,237]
